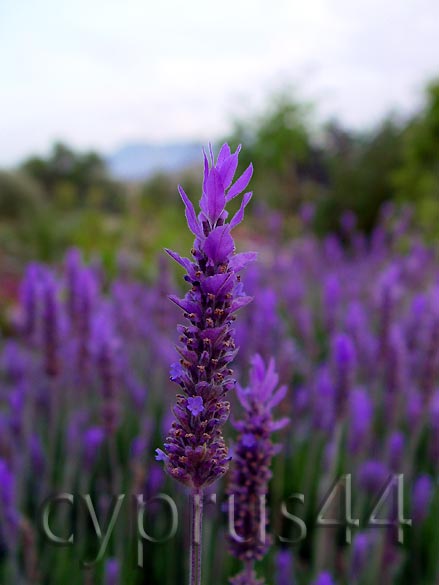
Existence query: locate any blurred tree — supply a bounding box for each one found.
[139,168,201,212]
[0,170,43,219]
[316,119,404,234]
[225,91,327,211]
[21,142,125,212]
[224,79,438,236]
[393,79,439,235]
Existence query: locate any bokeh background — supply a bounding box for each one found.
[0,1,438,584]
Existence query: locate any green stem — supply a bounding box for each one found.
[189,489,204,585]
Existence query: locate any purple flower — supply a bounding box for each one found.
[350,532,372,580]
[65,247,83,321]
[358,460,389,493]
[421,287,439,404]
[331,332,356,418]
[340,210,357,234]
[187,396,204,416]
[29,434,46,476]
[348,388,372,454]
[299,201,315,226]
[91,306,121,436]
[375,265,401,360]
[275,549,294,585]
[228,355,288,575]
[19,262,41,341]
[41,272,62,378]
[387,431,405,472]
[384,325,408,416]
[322,274,340,333]
[75,266,99,373]
[312,367,335,433]
[104,558,120,585]
[0,459,19,545]
[83,427,105,469]
[313,572,335,585]
[159,144,255,490]
[1,341,26,383]
[412,475,434,524]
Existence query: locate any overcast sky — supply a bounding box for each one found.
[1,0,438,165]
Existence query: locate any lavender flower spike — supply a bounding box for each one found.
[228,355,288,585]
[156,143,255,585]
[157,143,255,488]
[313,572,335,585]
[104,558,120,585]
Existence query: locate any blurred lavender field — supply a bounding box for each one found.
[0,201,438,584]
[2,0,439,581]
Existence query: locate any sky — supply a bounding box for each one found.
[1,0,438,165]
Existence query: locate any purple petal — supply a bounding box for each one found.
[219,150,239,189]
[178,185,201,237]
[270,417,290,432]
[204,225,235,264]
[242,433,257,448]
[202,149,209,193]
[230,295,253,313]
[205,168,225,224]
[226,163,253,201]
[155,448,168,462]
[230,192,253,229]
[217,143,231,166]
[236,384,251,410]
[229,252,258,272]
[168,295,201,316]
[165,248,193,272]
[268,385,287,409]
[208,143,214,165]
[187,396,205,416]
[201,273,234,296]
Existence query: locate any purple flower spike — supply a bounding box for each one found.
[275,549,294,585]
[412,474,434,524]
[228,355,288,581]
[159,144,255,490]
[331,332,356,419]
[348,388,372,454]
[19,262,41,341]
[359,460,389,493]
[83,427,105,470]
[91,306,121,437]
[0,459,19,545]
[313,572,335,585]
[350,532,372,580]
[387,431,405,471]
[104,558,120,585]
[41,272,62,378]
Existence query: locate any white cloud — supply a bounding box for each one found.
[0,0,438,164]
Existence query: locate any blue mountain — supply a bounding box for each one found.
[107,142,203,181]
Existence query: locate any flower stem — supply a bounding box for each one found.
[189,489,204,585]
[245,560,254,580]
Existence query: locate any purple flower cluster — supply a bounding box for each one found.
[228,355,288,583]
[0,171,438,584]
[156,144,255,490]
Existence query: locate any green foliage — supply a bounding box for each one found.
[316,119,405,234]
[225,90,326,211]
[0,170,43,219]
[21,142,126,213]
[225,79,438,236]
[393,79,439,235]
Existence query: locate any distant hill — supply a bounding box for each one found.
[107,142,203,181]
